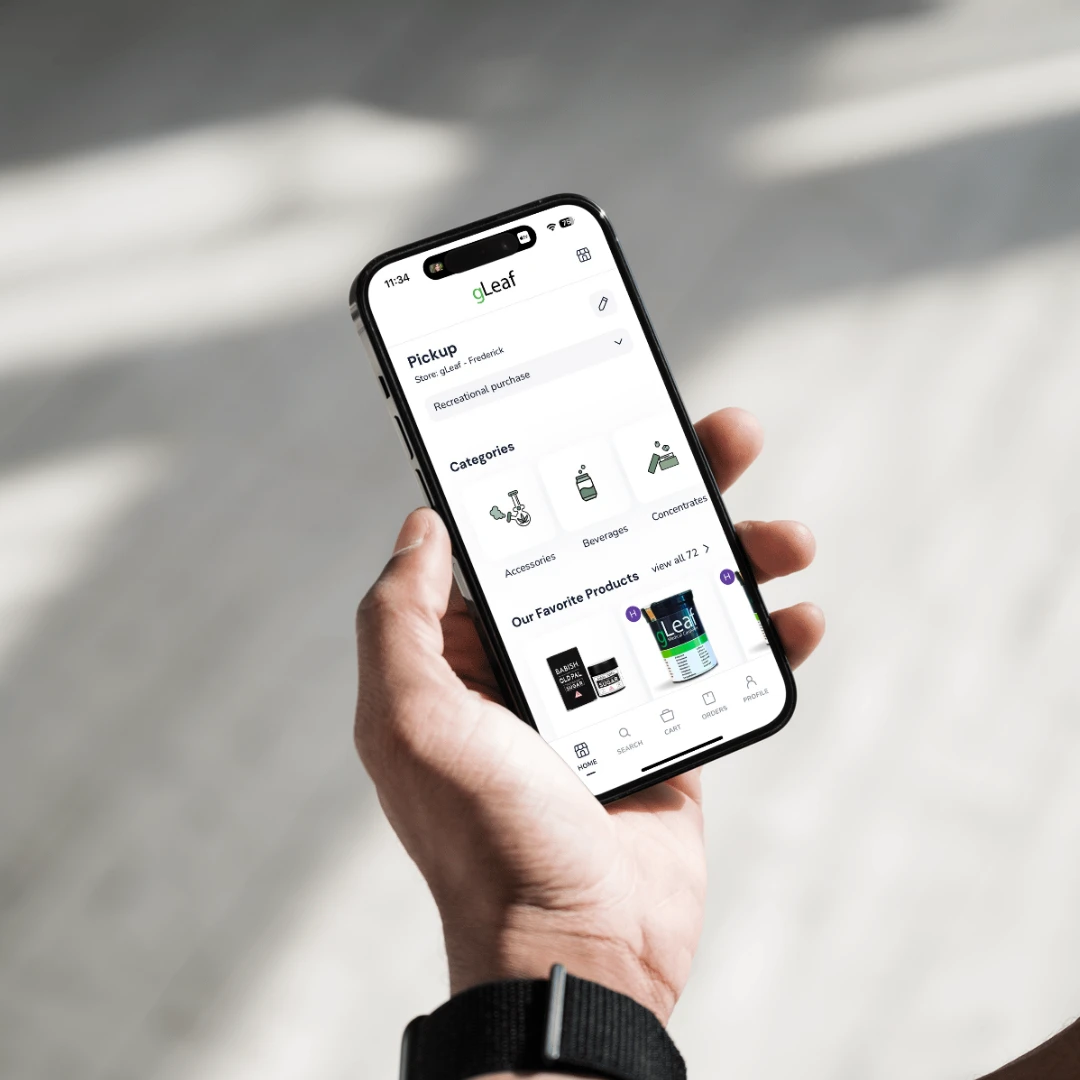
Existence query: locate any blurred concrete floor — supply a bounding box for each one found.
[2,1,1080,1077]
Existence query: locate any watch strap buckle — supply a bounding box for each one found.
[542,963,569,1063]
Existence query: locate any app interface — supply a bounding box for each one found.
[368,203,787,797]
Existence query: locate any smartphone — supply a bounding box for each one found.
[349,194,795,803]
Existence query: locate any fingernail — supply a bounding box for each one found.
[392,509,429,556]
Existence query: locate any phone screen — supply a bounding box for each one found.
[362,199,792,800]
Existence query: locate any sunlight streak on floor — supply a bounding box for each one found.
[159,819,445,1080]
[0,102,478,373]
[731,48,1080,179]
[0,444,167,678]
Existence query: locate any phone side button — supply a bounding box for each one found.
[414,469,432,506]
[451,557,474,602]
[392,414,414,460]
[377,374,390,399]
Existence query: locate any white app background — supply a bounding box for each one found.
[368,203,786,797]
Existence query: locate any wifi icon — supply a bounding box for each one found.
[546,222,557,231]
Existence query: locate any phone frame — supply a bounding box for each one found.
[349,193,796,803]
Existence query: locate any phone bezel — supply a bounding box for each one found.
[349,193,797,803]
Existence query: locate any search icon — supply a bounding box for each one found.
[619,727,631,739]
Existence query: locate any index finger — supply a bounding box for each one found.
[693,407,764,493]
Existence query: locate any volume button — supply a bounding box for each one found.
[357,323,385,384]
[391,414,414,460]
[451,557,475,602]
[414,469,433,506]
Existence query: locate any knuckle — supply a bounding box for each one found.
[357,577,394,630]
[355,684,434,767]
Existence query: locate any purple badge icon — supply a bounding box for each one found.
[719,568,736,585]
[625,605,642,622]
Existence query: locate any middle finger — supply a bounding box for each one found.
[735,519,816,584]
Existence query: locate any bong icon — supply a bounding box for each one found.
[489,489,532,526]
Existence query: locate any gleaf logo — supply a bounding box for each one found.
[473,268,517,304]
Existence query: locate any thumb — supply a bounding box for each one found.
[355,508,455,724]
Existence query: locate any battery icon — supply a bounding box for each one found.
[559,216,574,228]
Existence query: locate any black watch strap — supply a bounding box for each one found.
[400,965,685,1080]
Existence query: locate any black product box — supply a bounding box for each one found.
[546,647,598,711]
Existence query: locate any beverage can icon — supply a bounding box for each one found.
[575,466,598,501]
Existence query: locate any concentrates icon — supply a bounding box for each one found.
[489,489,532,526]
[648,441,680,473]
[575,465,598,502]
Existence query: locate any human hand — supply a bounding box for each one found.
[354,408,824,1024]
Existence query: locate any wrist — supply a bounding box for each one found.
[404,961,686,1080]
[443,907,682,1024]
